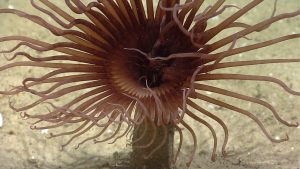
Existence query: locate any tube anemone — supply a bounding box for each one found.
[0,0,299,168]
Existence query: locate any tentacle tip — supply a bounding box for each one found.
[275,133,290,142]
[222,150,228,158]
[285,133,290,141]
[20,112,29,119]
[3,53,12,61]
[185,162,191,169]
[292,122,299,127]
[74,145,80,149]
[46,133,54,139]
[211,156,216,162]
[8,100,17,111]
[29,125,37,130]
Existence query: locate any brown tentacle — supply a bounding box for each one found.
[107,101,142,125]
[145,81,165,126]
[130,0,146,25]
[133,121,157,149]
[44,92,113,125]
[7,4,110,52]
[177,0,196,22]
[23,87,111,122]
[102,0,132,30]
[202,34,300,63]
[26,74,104,96]
[39,0,114,44]
[204,0,263,41]
[227,22,252,29]
[48,120,89,139]
[69,93,118,123]
[122,93,151,121]
[174,124,183,163]
[204,0,225,16]
[194,5,241,23]
[0,38,106,57]
[155,0,165,22]
[146,0,154,21]
[205,9,300,53]
[130,119,148,145]
[20,69,104,95]
[196,73,300,96]
[94,119,123,143]
[60,121,98,149]
[115,0,139,27]
[0,61,101,72]
[213,36,239,65]
[204,59,300,73]
[74,0,125,37]
[186,110,218,161]
[109,123,132,144]
[75,115,118,148]
[195,93,289,143]
[194,83,298,127]
[180,120,197,168]
[22,72,105,93]
[68,1,119,42]
[9,80,105,112]
[5,52,104,65]
[159,1,194,37]
[187,99,229,156]
[183,0,204,29]
[108,101,136,144]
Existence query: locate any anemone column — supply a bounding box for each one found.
[130,121,175,169]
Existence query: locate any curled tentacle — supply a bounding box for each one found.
[196,73,300,96]
[194,83,299,127]
[180,120,197,169]
[195,93,289,143]
[174,124,183,163]
[186,110,218,161]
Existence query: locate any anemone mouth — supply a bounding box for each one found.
[108,21,200,99]
[109,53,179,98]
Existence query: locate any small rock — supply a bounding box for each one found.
[0,113,3,128]
[41,129,48,134]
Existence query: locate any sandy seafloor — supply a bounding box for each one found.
[0,0,300,169]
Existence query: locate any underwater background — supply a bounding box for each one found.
[0,0,300,169]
